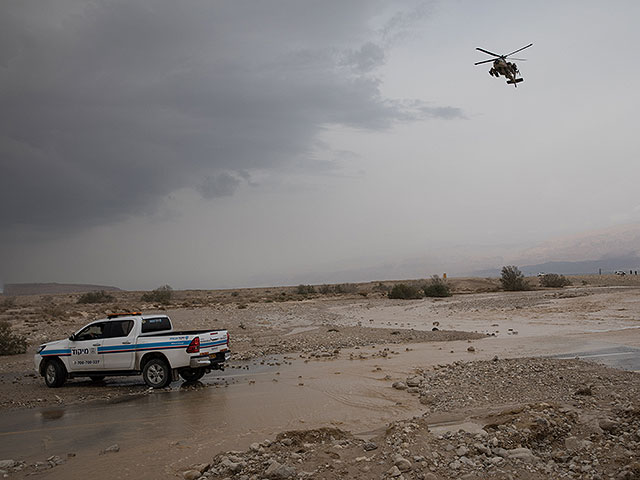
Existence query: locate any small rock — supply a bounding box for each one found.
[467,346,475,352]
[100,444,120,454]
[598,418,618,433]
[387,465,402,477]
[394,455,412,472]
[493,447,509,458]
[474,443,491,456]
[265,460,295,479]
[507,447,537,462]
[456,446,469,457]
[363,441,378,451]
[392,381,407,390]
[0,460,16,469]
[182,470,201,480]
[564,436,592,451]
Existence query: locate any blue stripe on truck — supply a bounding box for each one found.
[41,349,71,357]
[97,339,227,354]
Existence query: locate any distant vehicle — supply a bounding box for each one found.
[614,270,627,276]
[475,43,533,87]
[537,272,546,277]
[35,312,230,388]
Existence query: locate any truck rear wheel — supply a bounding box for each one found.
[44,359,67,388]
[142,358,172,388]
[180,368,205,382]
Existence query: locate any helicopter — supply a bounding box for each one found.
[474,43,533,87]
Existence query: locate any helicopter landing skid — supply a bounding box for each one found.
[507,78,524,84]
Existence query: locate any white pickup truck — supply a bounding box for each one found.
[34,312,230,388]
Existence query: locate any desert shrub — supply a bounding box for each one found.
[373,282,390,292]
[77,290,115,304]
[0,297,16,311]
[338,283,358,294]
[296,284,316,295]
[41,304,66,320]
[318,283,358,295]
[0,321,27,355]
[141,285,173,304]
[500,265,529,291]
[423,276,452,297]
[388,283,424,300]
[540,274,571,288]
[323,283,358,294]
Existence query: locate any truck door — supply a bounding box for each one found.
[69,322,105,370]
[101,320,136,370]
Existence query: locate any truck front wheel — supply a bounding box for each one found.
[142,358,172,388]
[179,368,205,382]
[44,359,67,388]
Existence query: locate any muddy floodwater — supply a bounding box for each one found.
[1,285,639,478]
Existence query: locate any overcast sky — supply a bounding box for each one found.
[2,1,639,290]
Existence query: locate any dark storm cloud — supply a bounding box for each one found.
[0,0,461,230]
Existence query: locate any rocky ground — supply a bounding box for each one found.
[175,358,640,480]
[0,276,638,479]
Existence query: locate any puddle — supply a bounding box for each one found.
[428,420,486,435]
[0,353,423,478]
[285,326,319,336]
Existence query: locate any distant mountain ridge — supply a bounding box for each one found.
[474,255,640,277]
[3,283,122,296]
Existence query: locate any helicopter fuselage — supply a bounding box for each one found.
[489,59,518,80]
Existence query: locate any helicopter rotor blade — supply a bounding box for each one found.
[508,57,527,61]
[505,43,533,57]
[474,58,496,66]
[476,47,502,58]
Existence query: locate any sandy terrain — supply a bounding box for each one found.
[0,276,639,478]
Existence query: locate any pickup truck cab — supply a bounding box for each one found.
[34,312,230,388]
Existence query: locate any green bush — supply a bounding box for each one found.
[540,273,571,288]
[77,290,115,304]
[423,276,452,297]
[336,283,358,294]
[0,321,27,355]
[0,297,16,311]
[296,284,316,295]
[388,283,423,299]
[500,265,529,291]
[318,284,357,295]
[141,285,173,304]
[373,282,390,292]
